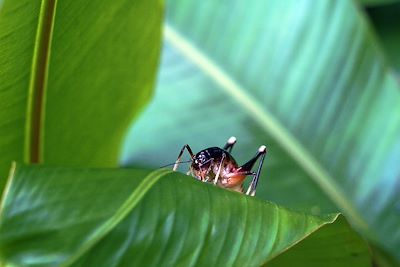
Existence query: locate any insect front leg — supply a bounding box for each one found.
[173,144,195,171]
[223,136,237,153]
[199,158,214,182]
[213,153,226,185]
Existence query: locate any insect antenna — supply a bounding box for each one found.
[159,160,192,169]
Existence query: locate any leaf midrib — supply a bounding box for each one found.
[163,23,369,232]
[25,0,57,164]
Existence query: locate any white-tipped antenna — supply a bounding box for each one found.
[227,136,237,145]
[258,145,267,153]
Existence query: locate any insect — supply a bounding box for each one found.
[172,137,267,196]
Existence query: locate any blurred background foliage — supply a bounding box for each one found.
[366,2,400,73]
[121,0,400,264]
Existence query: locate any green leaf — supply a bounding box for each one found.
[0,164,371,266]
[266,215,371,267]
[121,0,400,263]
[0,0,162,191]
[366,2,400,73]
[359,0,400,7]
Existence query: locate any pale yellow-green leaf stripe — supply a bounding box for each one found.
[164,23,369,232]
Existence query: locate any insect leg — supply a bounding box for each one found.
[226,170,255,192]
[223,136,237,153]
[173,144,195,171]
[213,153,226,185]
[244,146,267,196]
[200,158,214,182]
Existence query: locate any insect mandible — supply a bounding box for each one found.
[172,137,267,196]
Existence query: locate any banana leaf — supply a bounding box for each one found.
[121,0,400,262]
[0,164,371,267]
[0,0,162,191]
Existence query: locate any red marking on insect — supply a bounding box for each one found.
[172,137,267,196]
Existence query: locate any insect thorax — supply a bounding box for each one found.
[190,147,238,182]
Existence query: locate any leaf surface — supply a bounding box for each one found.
[366,2,400,73]
[121,0,400,262]
[0,0,162,191]
[0,164,371,267]
[360,0,400,6]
